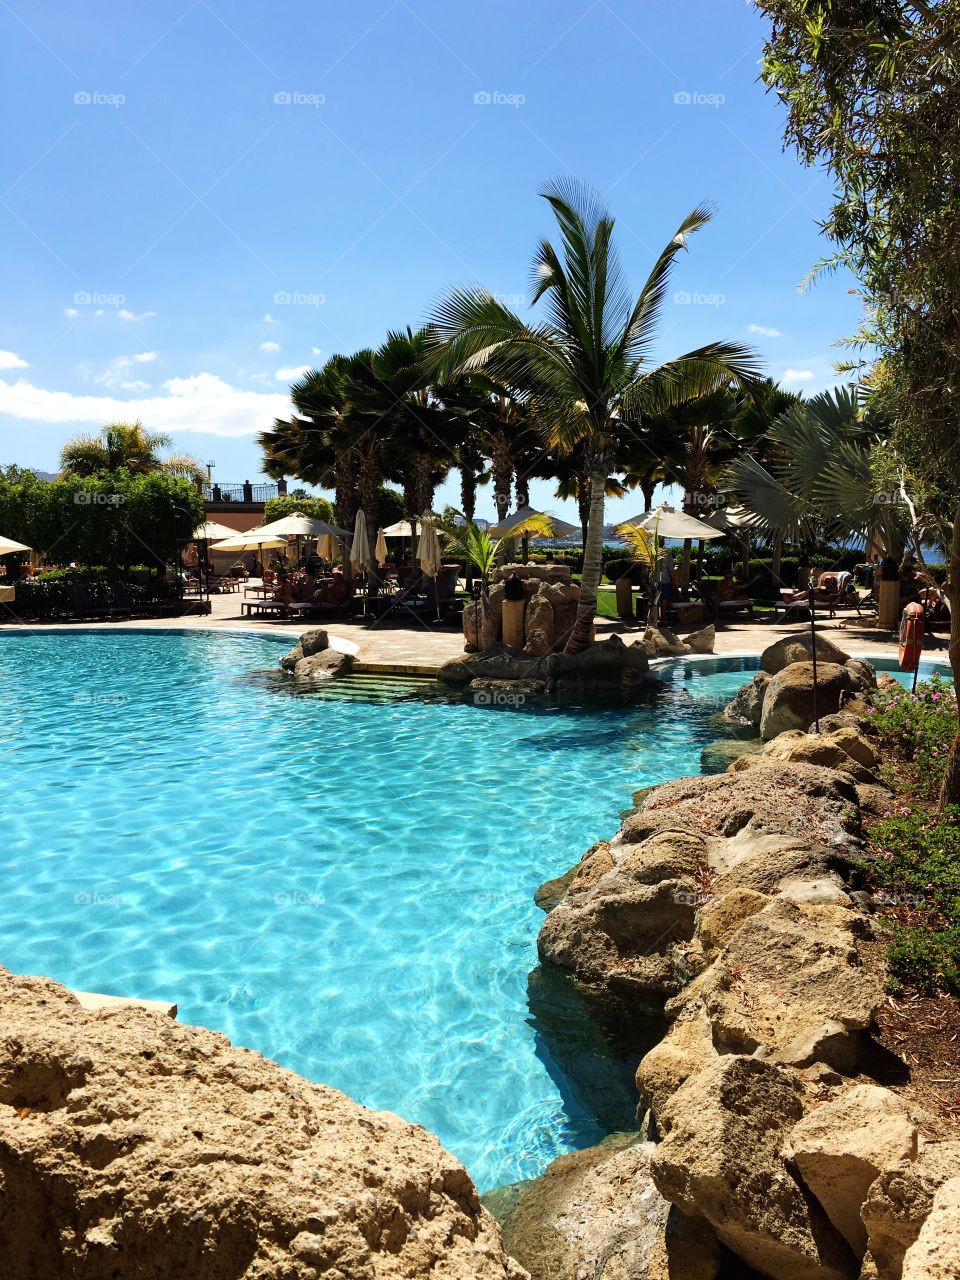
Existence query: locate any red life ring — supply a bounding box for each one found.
[898,601,925,671]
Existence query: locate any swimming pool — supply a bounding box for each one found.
[0,632,948,1189]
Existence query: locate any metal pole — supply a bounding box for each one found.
[808,585,820,734]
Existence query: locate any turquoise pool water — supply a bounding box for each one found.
[0,632,948,1189]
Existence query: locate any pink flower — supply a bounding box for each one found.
[899,806,912,815]
[882,811,892,818]
[883,851,894,861]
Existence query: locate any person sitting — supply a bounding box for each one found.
[272,573,295,606]
[313,568,352,606]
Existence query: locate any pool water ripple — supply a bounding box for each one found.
[0,632,943,1189]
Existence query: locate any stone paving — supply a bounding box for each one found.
[5,581,946,671]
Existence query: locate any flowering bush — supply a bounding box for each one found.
[866,673,958,802]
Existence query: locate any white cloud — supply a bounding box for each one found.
[132,351,157,363]
[262,312,275,323]
[0,350,28,370]
[748,324,782,338]
[64,308,79,318]
[782,368,815,383]
[0,372,291,438]
[311,346,323,355]
[92,352,159,389]
[275,364,310,382]
[117,308,157,322]
[259,340,281,352]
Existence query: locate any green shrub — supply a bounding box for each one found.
[866,674,958,802]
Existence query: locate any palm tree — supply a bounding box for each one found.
[60,422,205,484]
[429,179,761,652]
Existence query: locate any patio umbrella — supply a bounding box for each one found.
[253,513,350,538]
[209,533,288,553]
[350,509,371,572]
[416,516,442,578]
[0,535,32,554]
[317,533,339,562]
[381,519,419,537]
[193,520,241,541]
[486,506,579,539]
[616,503,726,542]
[375,527,388,566]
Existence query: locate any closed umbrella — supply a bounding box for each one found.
[416,516,442,579]
[375,527,388,566]
[317,533,339,563]
[350,509,371,572]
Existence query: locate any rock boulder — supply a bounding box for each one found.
[902,1177,960,1280]
[0,968,525,1280]
[760,661,853,739]
[762,634,852,674]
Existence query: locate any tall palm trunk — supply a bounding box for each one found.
[490,432,513,521]
[516,473,531,562]
[565,456,607,654]
[460,461,479,590]
[640,477,656,513]
[577,469,591,548]
[939,504,960,807]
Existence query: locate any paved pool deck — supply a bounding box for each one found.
[8,582,947,672]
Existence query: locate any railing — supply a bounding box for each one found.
[204,482,282,504]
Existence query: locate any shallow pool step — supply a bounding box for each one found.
[308,672,438,703]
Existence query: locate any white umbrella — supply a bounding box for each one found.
[0,535,32,554]
[209,533,288,553]
[416,516,442,578]
[193,520,241,541]
[486,505,579,539]
[253,512,350,538]
[374,528,388,566]
[616,503,726,542]
[381,519,420,537]
[350,509,371,572]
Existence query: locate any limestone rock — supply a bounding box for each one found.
[468,677,547,699]
[486,1136,719,1280]
[293,647,353,679]
[695,887,769,958]
[902,1177,960,1280]
[789,1086,924,1257]
[438,642,541,687]
[760,662,853,740]
[684,623,715,654]
[673,899,882,1065]
[299,627,329,657]
[844,657,878,692]
[721,671,770,733]
[534,841,614,911]
[636,1010,718,1121]
[643,625,689,657]
[650,1056,858,1280]
[0,968,524,1280]
[542,634,658,690]
[537,878,697,1003]
[751,728,880,782]
[762,634,852,674]
[708,829,847,897]
[614,830,709,884]
[861,1140,960,1280]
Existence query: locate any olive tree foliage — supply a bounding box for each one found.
[754,0,960,804]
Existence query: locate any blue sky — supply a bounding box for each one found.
[0,0,858,521]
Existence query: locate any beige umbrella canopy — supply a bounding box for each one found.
[616,503,725,542]
[349,510,371,571]
[193,520,241,541]
[209,533,288,553]
[381,519,420,537]
[0,536,32,554]
[254,512,350,538]
[486,506,578,539]
[316,533,339,562]
[374,527,388,566]
[416,516,442,578]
